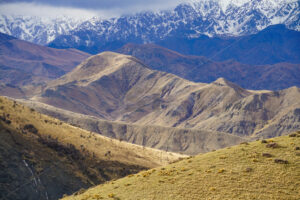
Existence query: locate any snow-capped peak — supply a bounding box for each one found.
[0,0,299,46]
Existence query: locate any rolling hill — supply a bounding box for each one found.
[117,43,300,90]
[33,52,300,139]
[62,131,300,200]
[0,96,182,200]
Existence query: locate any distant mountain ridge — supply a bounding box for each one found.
[157,24,300,65]
[117,42,300,90]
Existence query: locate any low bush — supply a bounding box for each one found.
[266,143,279,148]
[274,159,288,164]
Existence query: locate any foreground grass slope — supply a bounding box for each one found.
[0,96,183,199]
[63,132,300,200]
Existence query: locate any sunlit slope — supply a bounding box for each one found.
[62,132,300,200]
[0,96,183,169]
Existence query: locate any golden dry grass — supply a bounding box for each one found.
[62,132,300,200]
[0,96,184,169]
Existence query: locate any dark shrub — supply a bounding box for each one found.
[245,167,253,172]
[274,159,288,164]
[262,153,273,157]
[289,133,297,137]
[266,143,279,148]
[23,124,38,134]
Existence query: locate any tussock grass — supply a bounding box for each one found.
[62,131,300,200]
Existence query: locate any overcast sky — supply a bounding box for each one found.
[0,0,190,19]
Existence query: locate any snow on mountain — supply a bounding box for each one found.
[0,0,299,46]
[0,15,84,45]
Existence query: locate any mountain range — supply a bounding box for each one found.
[1,0,299,56]
[47,0,300,58]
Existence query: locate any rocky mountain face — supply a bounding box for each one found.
[33,52,300,139]
[117,43,300,90]
[0,32,90,88]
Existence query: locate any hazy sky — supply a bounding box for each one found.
[0,0,190,19]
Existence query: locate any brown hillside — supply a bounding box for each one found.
[0,32,90,90]
[34,52,300,138]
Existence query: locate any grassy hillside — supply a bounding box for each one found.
[62,132,300,200]
[0,96,183,200]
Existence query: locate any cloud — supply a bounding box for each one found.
[1,0,183,9]
[0,0,189,19]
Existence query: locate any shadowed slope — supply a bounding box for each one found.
[0,96,184,200]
